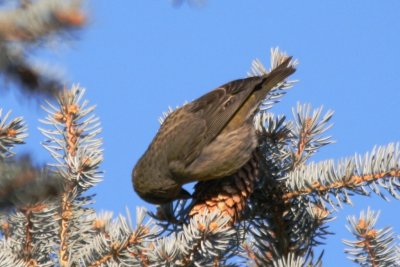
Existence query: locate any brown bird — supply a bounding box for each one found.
[132,56,296,204]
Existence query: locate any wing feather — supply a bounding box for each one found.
[169,57,295,169]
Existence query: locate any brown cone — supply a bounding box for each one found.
[189,150,261,224]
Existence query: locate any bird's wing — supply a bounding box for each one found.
[169,57,295,170]
[163,108,208,180]
[186,56,294,150]
[186,77,263,145]
[166,80,259,175]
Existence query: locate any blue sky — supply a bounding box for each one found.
[3,0,400,265]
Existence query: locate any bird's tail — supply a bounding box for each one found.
[232,56,296,125]
[254,55,296,104]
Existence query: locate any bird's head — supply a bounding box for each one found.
[132,163,191,205]
[136,186,191,205]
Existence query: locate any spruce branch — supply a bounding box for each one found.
[18,203,54,265]
[0,0,85,41]
[284,143,400,207]
[151,200,191,234]
[284,201,332,258]
[0,0,86,97]
[0,42,60,97]
[0,157,63,210]
[290,103,334,167]
[1,201,60,266]
[0,238,27,267]
[271,252,322,267]
[272,253,306,267]
[39,85,103,266]
[0,109,27,159]
[177,211,238,266]
[40,85,103,191]
[243,193,329,266]
[242,102,334,265]
[343,208,399,266]
[147,209,239,266]
[254,112,293,176]
[81,208,156,266]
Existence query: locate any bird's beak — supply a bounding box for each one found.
[178,188,191,200]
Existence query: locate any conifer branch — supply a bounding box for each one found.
[0,109,27,159]
[284,143,400,207]
[40,85,103,266]
[290,104,334,167]
[0,158,63,210]
[0,0,86,97]
[80,208,155,266]
[344,208,399,266]
[0,0,85,41]
[244,100,334,265]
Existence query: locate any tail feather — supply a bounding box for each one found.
[254,56,295,102]
[225,57,296,130]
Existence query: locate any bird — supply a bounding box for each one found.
[132,56,296,204]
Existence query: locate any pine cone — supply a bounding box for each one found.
[189,151,261,224]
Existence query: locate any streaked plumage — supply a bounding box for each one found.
[133,57,296,204]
